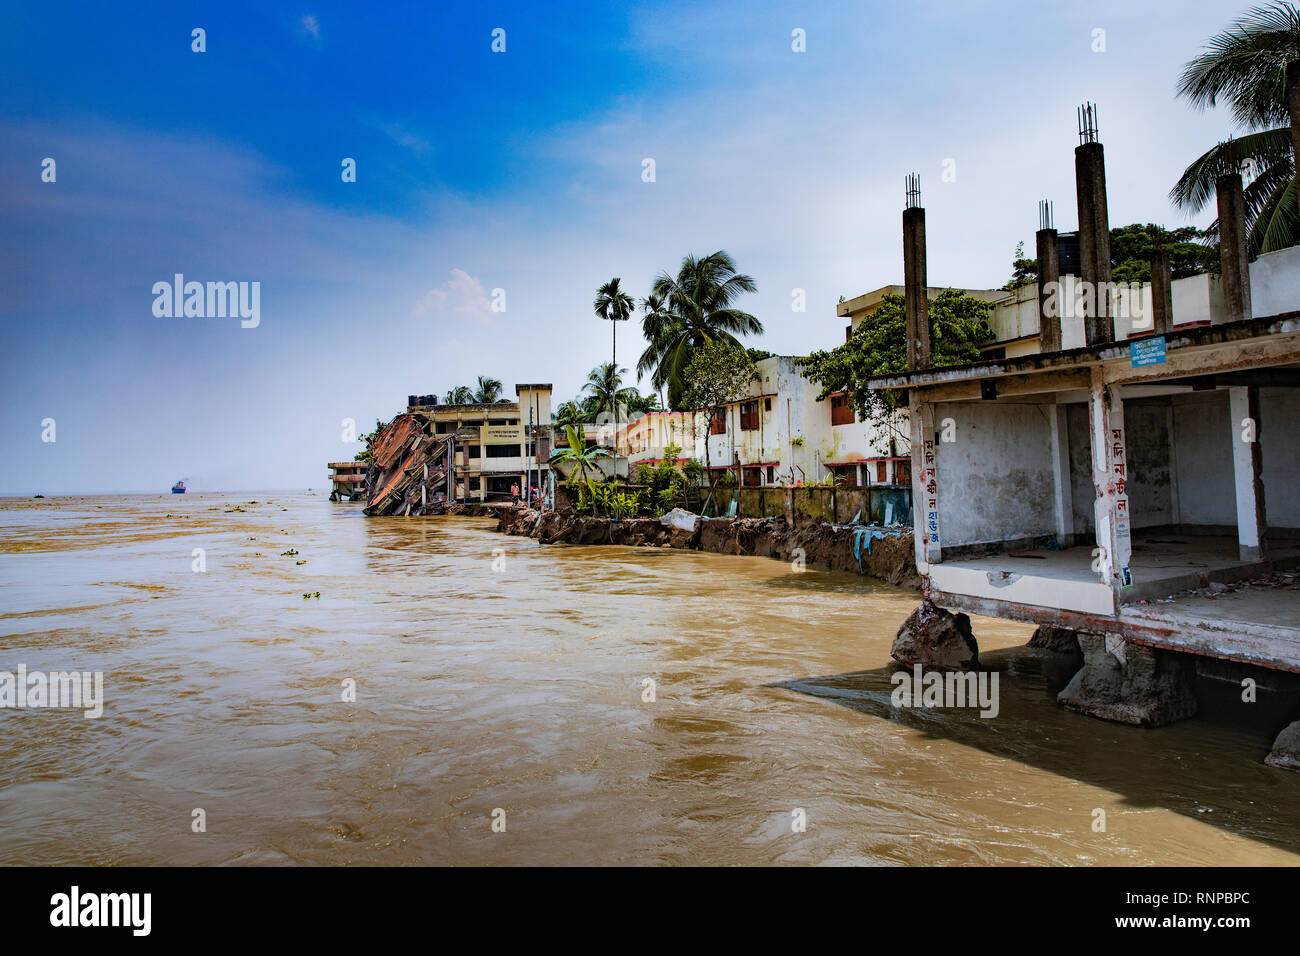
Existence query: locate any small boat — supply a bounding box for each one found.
[171,480,186,494]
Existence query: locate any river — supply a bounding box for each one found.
[1,492,1297,865]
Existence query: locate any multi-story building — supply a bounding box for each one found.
[406,384,552,502]
[615,411,696,469]
[696,355,908,488]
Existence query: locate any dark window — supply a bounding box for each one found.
[486,444,521,458]
[467,445,481,459]
[764,397,772,412]
[740,401,759,431]
[710,411,726,435]
[830,394,854,426]
[743,467,762,486]
[766,466,775,484]
[896,460,911,486]
[435,422,453,433]
[468,477,480,491]
[876,461,888,483]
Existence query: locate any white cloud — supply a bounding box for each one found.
[413,269,494,323]
[301,14,320,39]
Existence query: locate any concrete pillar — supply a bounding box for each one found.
[1037,228,1061,351]
[1228,386,1267,561]
[1150,248,1173,335]
[1217,172,1252,324]
[1075,142,1114,345]
[910,394,941,569]
[1049,404,1074,548]
[1088,366,1129,611]
[1289,60,1300,202]
[903,207,930,369]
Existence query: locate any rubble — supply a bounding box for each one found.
[1057,634,1198,728]
[890,599,980,671]
[362,413,455,516]
[495,506,919,587]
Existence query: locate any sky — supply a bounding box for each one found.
[0,0,1254,494]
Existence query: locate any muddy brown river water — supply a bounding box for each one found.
[2,492,1298,865]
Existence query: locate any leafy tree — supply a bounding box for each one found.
[1001,224,1215,288]
[796,290,994,423]
[354,418,389,463]
[443,385,474,405]
[680,340,758,504]
[638,251,762,409]
[1002,241,1039,291]
[1172,2,1300,254]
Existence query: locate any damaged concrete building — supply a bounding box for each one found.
[871,107,1300,767]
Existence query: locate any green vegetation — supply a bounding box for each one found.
[1002,224,1216,290]
[1172,2,1300,254]
[637,251,762,410]
[354,418,389,463]
[680,340,759,508]
[796,290,995,421]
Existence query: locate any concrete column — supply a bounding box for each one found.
[1217,172,1252,324]
[903,207,930,369]
[1049,403,1074,548]
[1289,60,1300,201]
[1150,248,1173,335]
[1088,366,1129,611]
[1228,386,1267,561]
[1037,228,1061,352]
[1075,142,1114,345]
[910,393,941,569]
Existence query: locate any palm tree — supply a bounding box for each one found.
[443,385,474,405]
[594,278,636,369]
[548,424,611,508]
[1172,2,1300,253]
[552,400,588,430]
[638,251,762,410]
[472,376,504,404]
[582,362,638,422]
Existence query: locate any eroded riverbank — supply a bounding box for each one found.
[2,492,1299,865]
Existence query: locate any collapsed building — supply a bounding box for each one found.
[870,106,1300,767]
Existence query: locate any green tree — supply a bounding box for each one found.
[472,376,505,404]
[796,290,994,422]
[548,424,611,511]
[1172,2,1300,254]
[1002,241,1039,291]
[582,362,638,420]
[638,251,762,409]
[680,340,758,505]
[444,385,474,405]
[354,418,389,463]
[1109,223,1217,283]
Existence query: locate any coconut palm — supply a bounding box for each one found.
[443,385,474,405]
[581,362,639,421]
[1172,2,1300,253]
[472,376,504,404]
[638,251,762,410]
[552,400,588,430]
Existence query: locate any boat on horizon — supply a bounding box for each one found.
[171,480,186,494]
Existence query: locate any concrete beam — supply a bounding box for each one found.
[903,207,930,369]
[1075,141,1114,346]
[1037,227,1061,352]
[1150,248,1173,334]
[1088,366,1127,611]
[1228,386,1267,561]
[1217,171,1253,324]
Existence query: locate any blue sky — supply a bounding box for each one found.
[0,0,1252,493]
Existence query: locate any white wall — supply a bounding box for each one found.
[933,401,1058,547]
[1250,245,1300,319]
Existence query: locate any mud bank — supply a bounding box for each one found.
[496,507,920,588]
